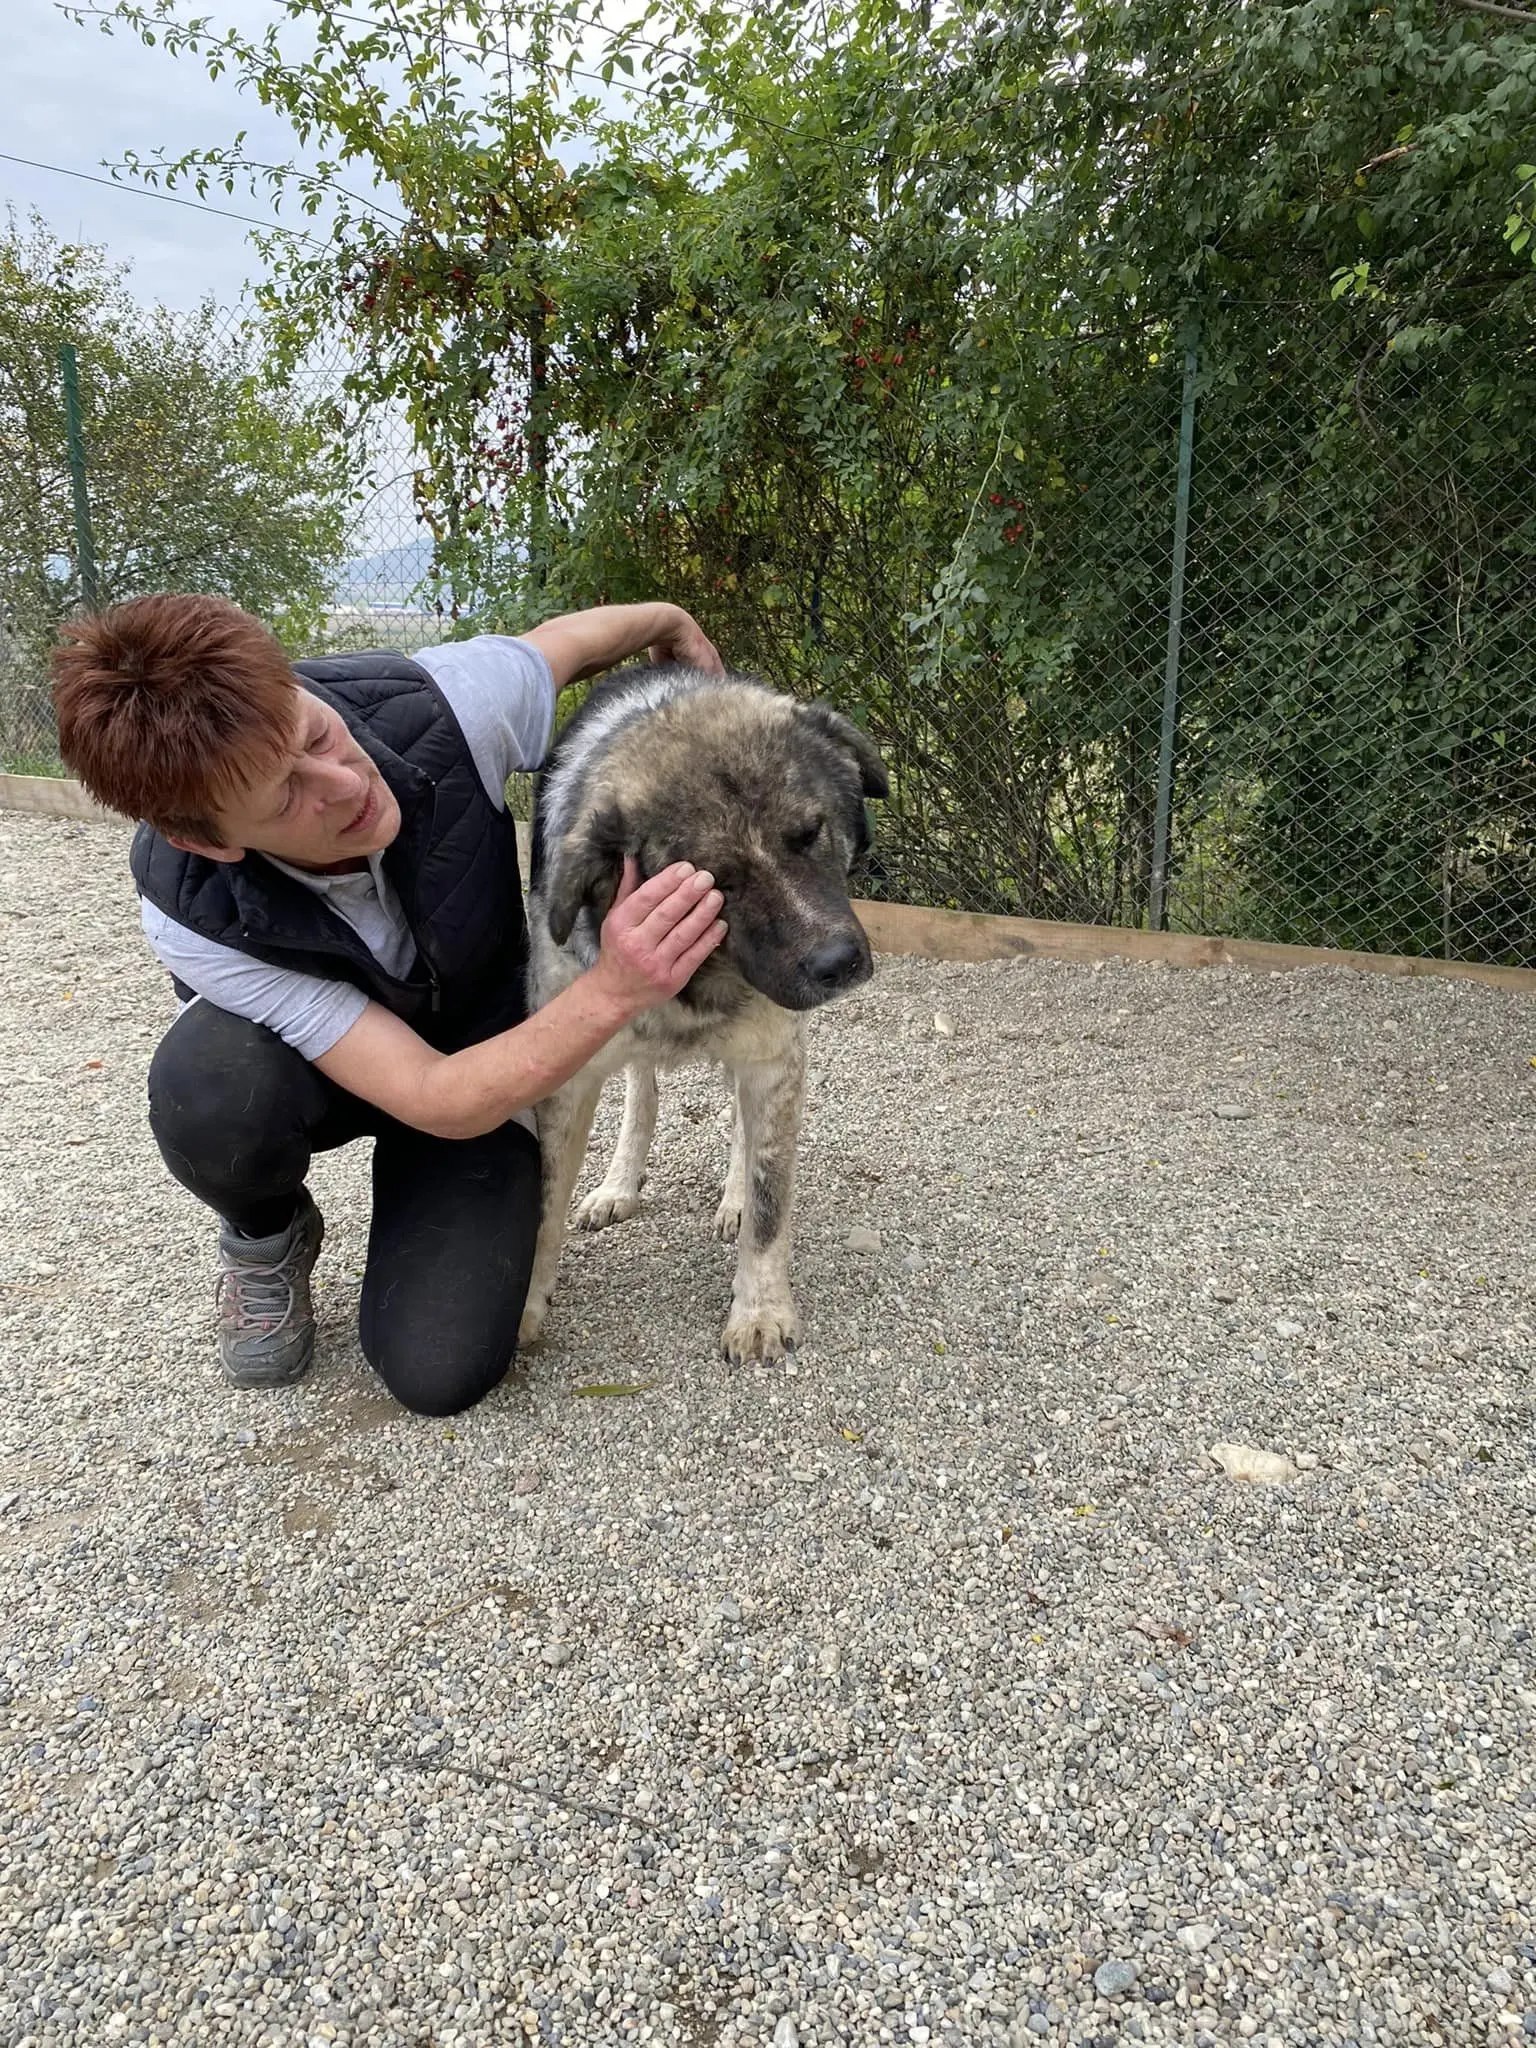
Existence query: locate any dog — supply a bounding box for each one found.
[518,663,889,1363]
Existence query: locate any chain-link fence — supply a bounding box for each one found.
[818,307,1536,969]
[1144,314,1535,967]
[6,297,1534,967]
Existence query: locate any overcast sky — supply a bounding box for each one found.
[4,0,639,313]
[4,0,342,309]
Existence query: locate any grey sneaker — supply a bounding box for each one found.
[215,1193,325,1388]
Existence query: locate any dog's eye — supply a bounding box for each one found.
[784,818,823,855]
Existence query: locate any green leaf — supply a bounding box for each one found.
[572,1380,658,1398]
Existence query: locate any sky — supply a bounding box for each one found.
[4,0,340,310]
[3,0,643,313]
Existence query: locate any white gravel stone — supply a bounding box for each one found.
[3,811,1535,2048]
[1208,1440,1300,1485]
[1176,1921,1218,1953]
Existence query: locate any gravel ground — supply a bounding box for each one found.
[2,808,1534,2048]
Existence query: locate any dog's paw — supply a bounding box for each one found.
[574,1187,642,1232]
[711,1197,743,1243]
[721,1299,801,1365]
[517,1296,549,1350]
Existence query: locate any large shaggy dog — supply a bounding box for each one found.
[519,664,888,1363]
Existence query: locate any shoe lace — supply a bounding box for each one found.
[218,1256,295,1335]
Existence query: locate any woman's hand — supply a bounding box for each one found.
[590,858,727,1018]
[647,606,724,675]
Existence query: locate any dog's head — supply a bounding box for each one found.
[544,686,889,1013]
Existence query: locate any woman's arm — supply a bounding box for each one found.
[521,603,723,689]
[314,861,725,1139]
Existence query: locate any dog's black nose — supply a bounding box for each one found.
[803,934,864,989]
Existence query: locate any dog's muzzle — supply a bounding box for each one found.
[802,933,867,994]
[769,927,872,1010]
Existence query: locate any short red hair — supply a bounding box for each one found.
[51,594,299,841]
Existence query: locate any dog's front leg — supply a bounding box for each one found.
[720,1038,805,1365]
[574,1063,658,1231]
[711,1079,747,1242]
[518,1069,605,1348]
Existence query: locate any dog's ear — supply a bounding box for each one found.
[546,800,626,946]
[796,701,890,800]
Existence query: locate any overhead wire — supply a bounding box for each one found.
[0,147,322,240]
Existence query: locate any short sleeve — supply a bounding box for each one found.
[412,636,558,805]
[141,900,369,1062]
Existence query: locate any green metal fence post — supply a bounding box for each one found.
[1148,311,1201,931]
[57,342,99,611]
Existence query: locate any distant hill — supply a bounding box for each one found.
[337,537,436,606]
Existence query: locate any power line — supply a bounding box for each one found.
[0,148,323,240]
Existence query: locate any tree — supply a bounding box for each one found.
[0,211,352,762]
[72,0,1536,954]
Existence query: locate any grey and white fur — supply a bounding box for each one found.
[519,663,888,1363]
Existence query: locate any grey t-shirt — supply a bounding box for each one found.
[139,635,555,1061]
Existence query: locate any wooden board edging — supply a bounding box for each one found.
[0,772,113,823]
[851,897,1536,995]
[5,776,1531,994]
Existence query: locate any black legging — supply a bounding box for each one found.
[147,999,541,1416]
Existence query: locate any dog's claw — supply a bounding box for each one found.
[711,1201,743,1243]
[721,1304,801,1365]
[575,1188,642,1232]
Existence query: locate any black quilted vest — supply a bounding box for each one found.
[130,651,529,1053]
